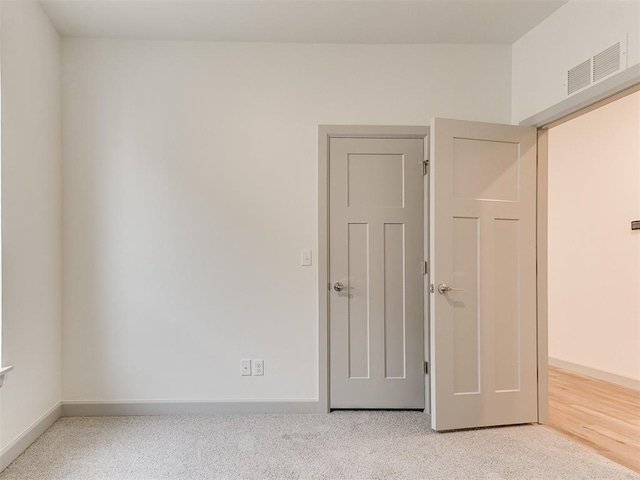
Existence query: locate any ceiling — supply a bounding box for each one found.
[39,0,568,45]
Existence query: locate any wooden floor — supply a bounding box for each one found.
[547,366,640,473]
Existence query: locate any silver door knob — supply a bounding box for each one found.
[333,282,344,292]
[437,283,463,294]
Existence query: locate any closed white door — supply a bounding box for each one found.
[430,118,538,430]
[329,137,425,409]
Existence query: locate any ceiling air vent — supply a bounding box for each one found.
[567,59,591,96]
[593,42,621,82]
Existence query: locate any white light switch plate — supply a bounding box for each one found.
[301,249,312,266]
[241,359,251,376]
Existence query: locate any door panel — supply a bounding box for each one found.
[384,223,406,379]
[330,137,424,409]
[452,216,480,395]
[430,119,537,430]
[347,223,369,379]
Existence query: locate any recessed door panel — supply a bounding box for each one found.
[494,218,521,392]
[453,138,520,201]
[348,154,404,208]
[384,223,406,379]
[452,216,480,395]
[348,223,370,379]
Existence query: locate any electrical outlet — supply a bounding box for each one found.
[241,359,251,376]
[253,359,264,376]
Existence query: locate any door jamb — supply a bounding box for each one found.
[318,125,430,413]
[536,129,549,423]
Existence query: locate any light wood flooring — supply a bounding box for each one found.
[547,366,640,473]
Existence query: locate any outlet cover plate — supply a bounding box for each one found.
[253,359,264,376]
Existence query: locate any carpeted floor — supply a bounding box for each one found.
[1,411,638,479]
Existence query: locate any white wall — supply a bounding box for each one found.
[512,0,640,123]
[548,91,640,382]
[62,39,512,402]
[1,0,62,451]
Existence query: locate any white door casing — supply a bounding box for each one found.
[429,118,538,430]
[329,136,425,409]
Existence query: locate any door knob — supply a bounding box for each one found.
[333,282,345,292]
[437,283,463,294]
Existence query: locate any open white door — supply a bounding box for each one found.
[429,118,538,431]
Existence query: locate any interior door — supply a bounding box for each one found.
[429,118,538,430]
[329,136,425,409]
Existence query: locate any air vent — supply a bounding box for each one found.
[593,42,621,82]
[565,38,627,96]
[567,59,591,95]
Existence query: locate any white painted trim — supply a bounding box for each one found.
[62,400,324,416]
[549,358,640,391]
[520,64,640,127]
[318,125,430,413]
[0,402,62,472]
[536,130,549,424]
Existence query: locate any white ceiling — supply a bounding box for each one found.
[39,0,568,45]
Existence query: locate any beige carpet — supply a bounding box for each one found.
[1,411,638,479]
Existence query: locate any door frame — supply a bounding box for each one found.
[531,80,640,424]
[536,128,549,423]
[318,125,430,413]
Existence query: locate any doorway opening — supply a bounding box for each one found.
[543,89,640,473]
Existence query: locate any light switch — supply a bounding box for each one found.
[241,359,251,376]
[301,249,312,266]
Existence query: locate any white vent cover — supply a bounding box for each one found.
[593,42,621,82]
[566,38,627,96]
[567,59,591,95]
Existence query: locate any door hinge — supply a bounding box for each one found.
[422,160,429,176]
[424,361,429,374]
[422,261,428,275]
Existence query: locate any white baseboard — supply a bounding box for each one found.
[62,400,326,416]
[549,357,640,391]
[0,402,62,472]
